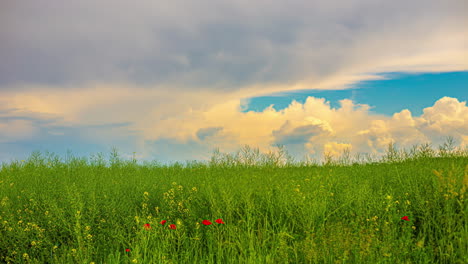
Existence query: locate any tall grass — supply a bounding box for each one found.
[0,139,467,263]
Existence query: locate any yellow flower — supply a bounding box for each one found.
[412,226,416,230]
[405,200,411,205]
[191,187,197,192]
[85,226,91,231]
[386,195,392,200]
[132,259,138,263]
[143,192,149,196]
[86,234,93,239]
[45,211,49,215]
[416,239,424,248]
[395,200,400,204]
[31,241,36,246]
[23,253,29,259]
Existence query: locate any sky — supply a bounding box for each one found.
[1,0,467,165]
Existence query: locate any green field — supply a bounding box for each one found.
[1,143,467,264]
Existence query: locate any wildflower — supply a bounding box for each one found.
[202,220,212,225]
[160,220,167,225]
[215,218,225,224]
[416,239,424,248]
[132,259,138,263]
[126,248,131,252]
[386,195,392,200]
[401,216,410,221]
[143,223,151,230]
[23,253,29,259]
[169,224,176,230]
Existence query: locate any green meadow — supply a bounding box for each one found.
[1,142,467,264]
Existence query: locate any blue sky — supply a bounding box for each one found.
[1,0,467,165]
[242,71,468,116]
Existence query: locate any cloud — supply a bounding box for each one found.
[1,0,466,95]
[196,127,224,140]
[1,0,467,163]
[0,85,466,163]
[0,119,38,143]
[273,117,333,145]
[324,142,353,157]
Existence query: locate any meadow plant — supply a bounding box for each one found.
[0,138,466,263]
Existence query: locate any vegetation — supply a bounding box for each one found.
[0,139,467,263]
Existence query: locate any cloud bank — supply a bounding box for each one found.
[1,0,467,95]
[1,89,467,163]
[1,0,467,163]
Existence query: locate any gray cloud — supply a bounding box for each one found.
[273,120,332,145]
[196,126,223,140]
[1,0,466,90]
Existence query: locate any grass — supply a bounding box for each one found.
[0,140,467,263]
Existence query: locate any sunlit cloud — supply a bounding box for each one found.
[1,0,467,163]
[1,81,466,163]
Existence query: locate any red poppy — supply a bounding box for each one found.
[160,220,167,225]
[143,223,151,230]
[202,220,212,225]
[401,216,410,221]
[215,218,225,224]
[125,248,131,252]
[169,224,176,230]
